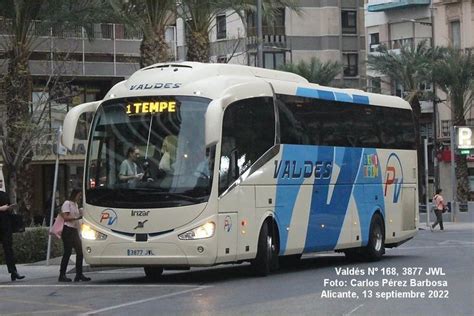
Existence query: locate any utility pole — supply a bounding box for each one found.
[430,1,439,191]
[256,0,263,67]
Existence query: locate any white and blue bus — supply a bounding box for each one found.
[62,62,418,278]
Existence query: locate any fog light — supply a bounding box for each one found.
[86,247,92,253]
[197,246,204,253]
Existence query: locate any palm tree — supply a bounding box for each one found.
[279,57,342,85]
[367,41,441,198]
[178,0,300,62]
[433,48,474,202]
[109,0,176,67]
[0,0,105,208]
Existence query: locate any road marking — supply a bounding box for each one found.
[4,309,76,315]
[438,240,474,245]
[0,296,88,312]
[343,304,364,316]
[0,284,200,289]
[81,286,209,315]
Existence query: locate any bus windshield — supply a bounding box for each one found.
[86,96,212,208]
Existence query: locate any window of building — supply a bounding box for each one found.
[342,11,357,34]
[246,8,285,36]
[343,53,358,77]
[263,52,285,69]
[219,97,275,194]
[216,14,226,40]
[369,77,381,93]
[217,55,227,63]
[450,20,461,48]
[369,33,380,52]
[441,120,451,137]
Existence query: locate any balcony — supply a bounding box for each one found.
[367,0,431,12]
[368,37,432,54]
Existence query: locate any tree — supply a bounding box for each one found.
[178,0,300,62]
[0,0,105,212]
[278,57,342,85]
[433,48,474,202]
[367,41,442,198]
[109,0,176,68]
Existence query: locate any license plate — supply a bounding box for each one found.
[127,249,154,256]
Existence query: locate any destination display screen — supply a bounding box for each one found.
[126,101,177,115]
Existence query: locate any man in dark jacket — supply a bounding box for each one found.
[0,190,25,281]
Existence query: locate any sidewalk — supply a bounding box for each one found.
[0,254,105,283]
[418,221,474,231]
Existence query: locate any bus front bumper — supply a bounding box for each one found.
[82,238,218,267]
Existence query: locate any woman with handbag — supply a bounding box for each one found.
[431,189,446,231]
[58,189,91,282]
[0,190,25,281]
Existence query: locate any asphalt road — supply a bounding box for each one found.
[0,223,473,316]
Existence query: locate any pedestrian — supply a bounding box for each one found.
[0,190,25,281]
[58,188,91,282]
[431,189,445,231]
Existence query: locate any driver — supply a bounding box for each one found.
[119,146,143,184]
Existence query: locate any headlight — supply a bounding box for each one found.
[81,224,107,240]
[178,222,215,240]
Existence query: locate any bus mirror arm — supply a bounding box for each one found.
[62,101,100,150]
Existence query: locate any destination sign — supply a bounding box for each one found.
[126,101,176,115]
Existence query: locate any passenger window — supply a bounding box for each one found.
[219,97,275,194]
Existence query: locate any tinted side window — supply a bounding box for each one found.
[277,94,416,150]
[219,97,275,194]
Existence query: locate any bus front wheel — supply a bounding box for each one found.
[144,266,164,281]
[252,221,277,276]
[364,214,385,261]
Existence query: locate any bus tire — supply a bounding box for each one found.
[364,213,385,261]
[144,266,164,281]
[252,221,276,276]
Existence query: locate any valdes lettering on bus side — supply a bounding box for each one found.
[273,160,332,179]
[129,83,182,90]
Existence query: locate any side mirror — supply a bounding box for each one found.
[62,101,100,150]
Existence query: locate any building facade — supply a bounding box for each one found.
[0,22,147,222]
[364,0,474,201]
[177,0,367,89]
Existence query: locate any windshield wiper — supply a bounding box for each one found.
[134,190,207,203]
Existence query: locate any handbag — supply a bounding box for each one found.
[10,213,25,233]
[49,214,64,239]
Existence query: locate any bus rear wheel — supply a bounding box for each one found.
[144,266,164,281]
[364,214,385,261]
[252,221,277,276]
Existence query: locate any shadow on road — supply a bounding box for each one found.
[92,252,420,285]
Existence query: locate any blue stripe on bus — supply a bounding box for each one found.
[304,147,363,252]
[318,90,335,101]
[295,87,319,99]
[296,87,371,105]
[353,94,370,104]
[334,92,353,103]
[274,145,314,253]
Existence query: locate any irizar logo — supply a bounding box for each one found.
[273,160,332,179]
[384,153,403,203]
